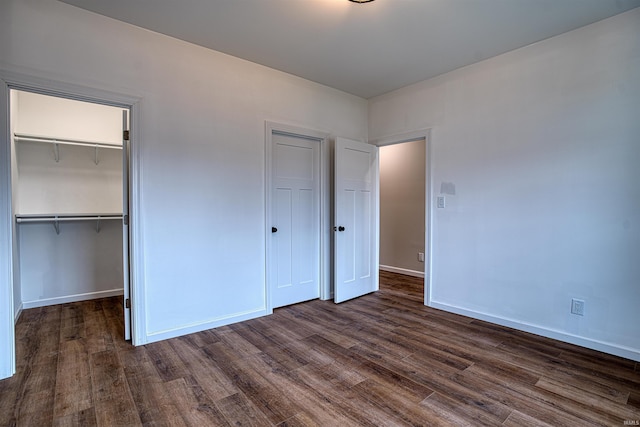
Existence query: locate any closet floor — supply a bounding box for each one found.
[1,272,639,426]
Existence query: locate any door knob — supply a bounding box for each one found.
[338,226,345,232]
[272,227,278,233]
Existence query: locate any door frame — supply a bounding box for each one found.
[370,129,433,307]
[265,121,331,312]
[0,70,145,379]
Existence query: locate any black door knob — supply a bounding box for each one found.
[272,227,278,233]
[338,226,345,232]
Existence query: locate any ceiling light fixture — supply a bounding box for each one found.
[348,0,375,3]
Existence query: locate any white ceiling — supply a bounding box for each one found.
[59,0,640,99]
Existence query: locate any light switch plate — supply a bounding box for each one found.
[571,298,585,316]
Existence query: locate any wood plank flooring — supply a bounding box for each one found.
[1,271,639,426]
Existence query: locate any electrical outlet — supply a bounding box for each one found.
[437,196,445,209]
[571,298,585,316]
[418,252,424,262]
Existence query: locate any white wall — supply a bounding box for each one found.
[0,0,367,370]
[16,139,123,213]
[369,9,640,360]
[379,140,425,275]
[15,91,124,214]
[19,221,123,307]
[15,91,123,144]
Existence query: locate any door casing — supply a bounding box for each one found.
[0,69,145,379]
[370,129,433,307]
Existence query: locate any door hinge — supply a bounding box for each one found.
[123,130,130,141]
[125,298,131,309]
[123,214,129,225]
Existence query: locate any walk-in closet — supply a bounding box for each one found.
[10,90,130,336]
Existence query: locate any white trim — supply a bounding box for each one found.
[22,289,124,310]
[371,129,432,147]
[146,307,269,344]
[0,76,16,379]
[128,100,146,346]
[370,129,433,307]
[430,300,640,362]
[374,146,381,295]
[380,265,424,278]
[14,302,23,325]
[425,130,434,307]
[265,121,331,310]
[0,70,137,108]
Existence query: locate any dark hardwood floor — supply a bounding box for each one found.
[1,271,639,426]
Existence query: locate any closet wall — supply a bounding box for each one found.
[12,91,125,314]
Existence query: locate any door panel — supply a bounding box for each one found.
[270,133,320,308]
[275,188,293,288]
[357,190,372,278]
[298,188,315,283]
[334,137,379,303]
[342,189,356,283]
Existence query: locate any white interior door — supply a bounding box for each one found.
[334,137,379,303]
[122,110,131,340]
[270,132,321,308]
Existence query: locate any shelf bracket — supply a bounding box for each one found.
[94,145,99,165]
[96,216,101,233]
[53,216,60,235]
[53,143,60,162]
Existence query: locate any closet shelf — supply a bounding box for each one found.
[14,132,122,164]
[16,213,123,234]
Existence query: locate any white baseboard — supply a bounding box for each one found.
[380,264,424,278]
[14,302,23,324]
[22,288,124,310]
[430,300,640,362]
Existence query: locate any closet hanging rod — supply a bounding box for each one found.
[16,214,123,223]
[14,133,123,150]
[16,216,123,223]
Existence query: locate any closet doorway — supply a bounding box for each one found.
[9,89,132,340]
